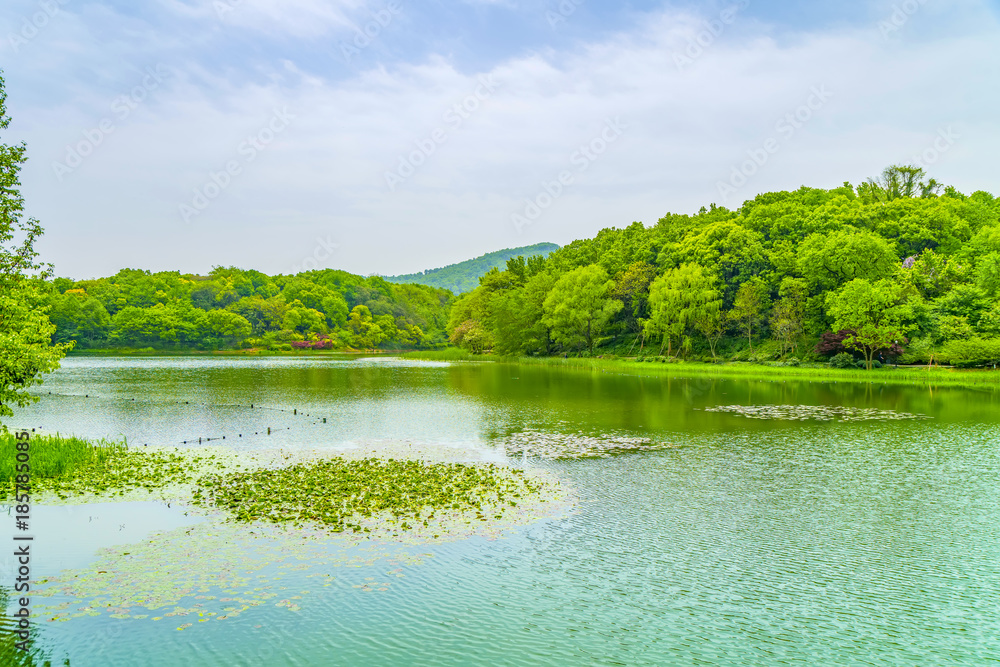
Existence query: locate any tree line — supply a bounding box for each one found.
[40,267,453,352]
[447,166,1000,369]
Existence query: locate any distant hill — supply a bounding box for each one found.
[385,243,559,294]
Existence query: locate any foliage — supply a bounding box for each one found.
[828,352,856,369]
[39,267,453,353]
[826,279,914,369]
[385,243,558,294]
[193,458,543,533]
[0,432,126,493]
[728,277,771,352]
[1,72,72,420]
[940,337,1000,368]
[542,265,622,353]
[647,263,721,356]
[439,170,1000,365]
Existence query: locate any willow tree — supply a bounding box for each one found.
[542,264,622,354]
[1,71,71,421]
[648,263,721,357]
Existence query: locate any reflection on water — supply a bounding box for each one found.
[2,357,999,665]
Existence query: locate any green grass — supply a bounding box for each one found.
[0,432,127,489]
[402,348,477,361]
[481,355,1000,390]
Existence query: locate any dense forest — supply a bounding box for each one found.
[40,267,452,352]
[447,167,1000,368]
[385,243,558,294]
[34,167,1000,366]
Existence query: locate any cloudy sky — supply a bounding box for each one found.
[2,0,998,279]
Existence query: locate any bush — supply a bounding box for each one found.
[871,360,883,369]
[785,357,801,367]
[940,337,1000,368]
[829,352,855,369]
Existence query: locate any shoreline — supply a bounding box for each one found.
[54,348,1000,389]
[402,352,1000,390]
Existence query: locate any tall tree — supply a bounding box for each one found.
[825,278,913,370]
[542,265,622,353]
[770,277,807,356]
[857,164,941,203]
[1,71,71,420]
[647,263,721,356]
[728,277,770,352]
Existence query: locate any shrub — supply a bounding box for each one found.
[829,352,855,369]
[940,337,1000,368]
[786,357,801,367]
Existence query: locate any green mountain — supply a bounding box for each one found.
[385,243,559,294]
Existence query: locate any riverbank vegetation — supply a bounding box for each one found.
[1,71,71,420]
[446,166,1000,370]
[0,432,125,490]
[37,267,452,353]
[500,356,1000,389]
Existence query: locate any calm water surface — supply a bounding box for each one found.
[3,356,1000,665]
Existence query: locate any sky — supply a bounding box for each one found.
[2,0,998,280]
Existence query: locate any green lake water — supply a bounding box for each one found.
[3,356,1000,665]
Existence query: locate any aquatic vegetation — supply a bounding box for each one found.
[501,430,667,460]
[0,432,126,494]
[1,442,239,503]
[30,516,435,626]
[193,457,547,534]
[701,404,930,422]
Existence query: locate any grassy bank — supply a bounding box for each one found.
[505,356,1000,389]
[399,350,1000,390]
[401,348,477,361]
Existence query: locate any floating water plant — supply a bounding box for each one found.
[193,458,547,534]
[1,441,234,502]
[700,404,930,422]
[501,430,667,460]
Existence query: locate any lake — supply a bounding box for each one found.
[3,356,1000,665]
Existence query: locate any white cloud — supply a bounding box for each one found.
[160,0,376,38]
[7,0,1000,278]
